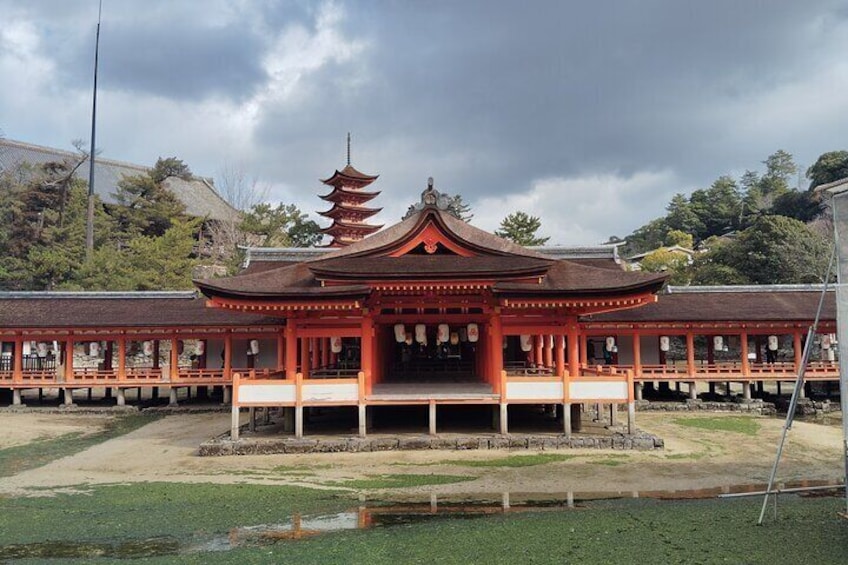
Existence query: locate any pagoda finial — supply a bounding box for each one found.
[346,132,351,166]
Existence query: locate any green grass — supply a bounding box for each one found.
[673,415,761,436]
[329,474,476,489]
[0,414,160,478]
[3,483,847,564]
[444,453,576,468]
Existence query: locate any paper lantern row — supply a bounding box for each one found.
[394,323,479,345]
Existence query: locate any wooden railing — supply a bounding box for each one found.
[621,362,840,381]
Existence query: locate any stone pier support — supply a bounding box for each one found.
[116,388,125,406]
[222,386,232,405]
[742,382,752,401]
[231,405,240,440]
[248,407,256,432]
[428,401,437,435]
[12,389,22,406]
[169,388,179,406]
[499,404,508,434]
[570,403,582,433]
[295,406,304,438]
[689,382,698,400]
[282,407,295,433]
[62,388,73,406]
[358,405,367,438]
[563,403,572,437]
[609,403,618,426]
[627,401,636,435]
[635,382,643,401]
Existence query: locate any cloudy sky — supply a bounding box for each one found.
[2,0,847,245]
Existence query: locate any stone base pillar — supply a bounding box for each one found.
[742,382,752,401]
[627,401,636,434]
[689,382,698,400]
[169,388,179,406]
[222,386,232,405]
[635,382,643,401]
[295,406,304,438]
[116,388,126,406]
[248,407,256,432]
[570,403,582,433]
[499,403,508,434]
[12,389,23,406]
[428,401,437,435]
[230,405,240,440]
[358,405,367,438]
[609,403,618,426]
[62,388,73,407]
[563,403,572,437]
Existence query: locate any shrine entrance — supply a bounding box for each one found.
[377,321,483,385]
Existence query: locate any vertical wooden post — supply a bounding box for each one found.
[489,314,504,394]
[555,334,565,377]
[285,324,297,380]
[685,332,695,377]
[544,334,554,368]
[223,333,233,379]
[793,331,802,371]
[632,332,642,377]
[361,313,374,395]
[740,332,750,377]
[578,334,588,365]
[311,338,320,371]
[64,339,74,382]
[321,337,330,369]
[535,334,544,367]
[170,338,179,381]
[277,330,285,371]
[300,335,310,378]
[12,338,23,383]
[567,319,580,378]
[117,337,126,380]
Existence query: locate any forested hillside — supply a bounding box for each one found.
[622,150,848,285]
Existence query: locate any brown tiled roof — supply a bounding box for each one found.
[321,165,379,185]
[196,263,370,299]
[0,293,280,329]
[318,205,382,220]
[309,255,552,280]
[494,261,667,296]
[584,287,835,323]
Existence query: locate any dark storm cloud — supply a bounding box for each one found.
[255,0,846,201]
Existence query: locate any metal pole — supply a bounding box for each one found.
[85,0,103,259]
[758,245,835,525]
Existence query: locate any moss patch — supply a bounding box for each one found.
[673,416,761,436]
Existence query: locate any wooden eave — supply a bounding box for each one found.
[206,296,364,313]
[320,221,384,235]
[500,291,658,316]
[319,187,382,203]
[318,205,383,220]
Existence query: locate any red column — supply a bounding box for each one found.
[544,334,554,368]
[793,331,802,371]
[686,332,695,377]
[311,338,320,371]
[277,331,285,371]
[361,315,374,394]
[285,324,297,380]
[632,332,642,376]
[740,332,750,377]
[567,318,580,377]
[490,315,504,394]
[555,334,565,377]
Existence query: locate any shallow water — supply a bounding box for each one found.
[1,481,843,560]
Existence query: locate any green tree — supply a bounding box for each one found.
[806,150,848,190]
[446,194,473,222]
[664,230,694,249]
[689,176,741,239]
[112,172,187,238]
[622,217,669,256]
[665,194,703,237]
[735,215,831,284]
[495,211,550,246]
[637,248,690,285]
[150,157,193,184]
[240,203,322,247]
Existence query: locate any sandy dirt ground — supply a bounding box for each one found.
[0,411,843,498]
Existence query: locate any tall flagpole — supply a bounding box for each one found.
[85,0,103,258]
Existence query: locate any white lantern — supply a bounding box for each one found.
[394,324,406,343]
[196,341,205,356]
[520,335,533,352]
[821,334,831,350]
[415,324,427,344]
[88,342,101,357]
[450,332,460,346]
[142,341,154,357]
[605,337,616,352]
[437,324,450,343]
[23,342,33,356]
[767,335,779,351]
[249,339,260,355]
[467,323,479,343]
[713,336,724,352]
[659,336,670,352]
[331,337,343,354]
[36,342,49,358]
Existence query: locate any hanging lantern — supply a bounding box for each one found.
[459,327,468,342]
[659,336,670,352]
[415,324,427,344]
[713,336,724,352]
[450,332,460,346]
[605,336,616,352]
[767,335,779,351]
[520,335,533,352]
[23,342,33,356]
[331,337,343,354]
[142,341,154,357]
[830,333,838,346]
[195,340,206,356]
[394,324,406,343]
[249,339,260,355]
[36,342,49,358]
[466,323,479,343]
[821,334,831,350]
[405,332,413,346]
[88,342,101,358]
[437,324,450,343]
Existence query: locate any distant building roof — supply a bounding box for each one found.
[0,138,238,223]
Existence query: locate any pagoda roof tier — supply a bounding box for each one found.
[321,165,379,187]
[319,186,382,203]
[196,188,667,309]
[318,204,383,220]
[319,220,384,236]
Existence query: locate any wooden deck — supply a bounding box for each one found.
[369,382,498,402]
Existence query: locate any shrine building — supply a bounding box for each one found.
[0,172,840,440]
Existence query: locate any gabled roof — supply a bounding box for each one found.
[320,164,379,186]
[0,138,238,222]
[196,193,667,304]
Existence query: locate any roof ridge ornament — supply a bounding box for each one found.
[403,176,451,219]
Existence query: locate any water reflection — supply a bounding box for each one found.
[1,481,843,560]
